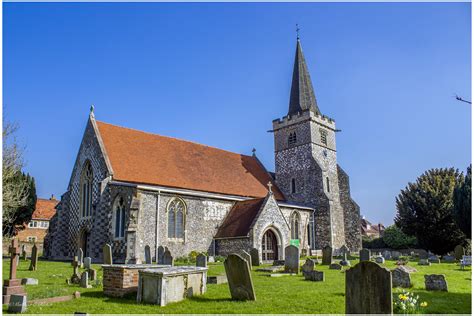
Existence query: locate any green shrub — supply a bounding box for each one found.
[362,236,387,249]
[383,225,417,249]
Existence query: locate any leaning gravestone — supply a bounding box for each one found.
[322,246,333,265]
[157,246,165,264]
[29,244,38,271]
[301,258,323,281]
[144,245,152,264]
[360,248,370,262]
[346,261,392,314]
[284,245,299,274]
[375,256,385,264]
[425,274,448,291]
[8,294,27,313]
[163,249,173,265]
[196,253,207,267]
[103,244,112,264]
[392,266,411,288]
[83,257,92,270]
[77,248,84,268]
[454,245,465,261]
[239,250,252,270]
[250,248,259,266]
[224,254,256,301]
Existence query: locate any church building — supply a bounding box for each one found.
[44,37,361,263]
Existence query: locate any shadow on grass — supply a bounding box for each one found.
[188,296,233,303]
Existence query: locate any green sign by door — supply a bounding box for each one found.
[290,239,300,247]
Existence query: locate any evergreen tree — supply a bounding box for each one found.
[453,165,471,239]
[394,168,465,254]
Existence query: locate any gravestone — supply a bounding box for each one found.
[375,256,385,264]
[339,245,349,256]
[21,278,38,285]
[391,251,401,260]
[301,258,323,281]
[442,255,455,263]
[329,263,342,270]
[340,252,351,266]
[8,294,27,313]
[382,250,391,260]
[359,248,370,262]
[196,253,207,267]
[250,248,259,266]
[89,268,97,281]
[207,275,227,284]
[428,255,440,263]
[103,244,112,264]
[21,245,27,261]
[70,258,81,284]
[322,246,332,265]
[77,248,84,268]
[418,249,429,260]
[418,259,431,266]
[424,274,448,291]
[223,254,256,301]
[83,257,92,270]
[346,261,392,314]
[454,245,465,260]
[284,245,299,273]
[3,239,26,304]
[239,250,252,270]
[80,272,92,288]
[391,266,411,288]
[157,246,165,264]
[163,249,173,266]
[29,244,38,271]
[144,245,152,264]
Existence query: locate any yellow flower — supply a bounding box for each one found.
[399,295,408,301]
[421,302,428,307]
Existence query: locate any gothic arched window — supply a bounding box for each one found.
[167,198,186,239]
[290,211,300,240]
[80,162,93,218]
[113,196,126,239]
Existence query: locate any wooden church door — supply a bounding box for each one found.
[262,230,278,261]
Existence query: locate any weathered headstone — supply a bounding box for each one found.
[103,244,112,264]
[250,248,259,266]
[157,246,165,264]
[163,249,173,266]
[80,272,92,288]
[428,255,440,263]
[21,278,38,285]
[339,245,349,256]
[77,248,84,268]
[340,252,351,266]
[196,253,207,267]
[83,257,92,270]
[392,266,411,288]
[329,263,342,270]
[21,245,27,261]
[70,258,81,284]
[284,245,299,273]
[442,255,455,263]
[391,251,401,260]
[144,245,151,264]
[425,274,448,291]
[89,268,97,281]
[454,245,465,260]
[346,261,393,314]
[322,246,333,265]
[418,249,429,260]
[418,259,431,266]
[359,248,370,262]
[382,250,391,260]
[29,244,38,271]
[3,239,26,304]
[223,254,256,301]
[301,258,323,281]
[375,256,385,264]
[8,294,27,313]
[239,250,252,270]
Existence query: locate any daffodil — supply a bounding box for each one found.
[421,302,428,307]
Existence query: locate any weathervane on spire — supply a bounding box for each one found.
[296,23,300,40]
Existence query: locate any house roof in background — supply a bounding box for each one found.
[33,198,58,220]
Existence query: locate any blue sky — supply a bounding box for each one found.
[4,2,471,225]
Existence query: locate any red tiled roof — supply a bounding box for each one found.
[33,198,58,220]
[96,121,285,200]
[215,198,265,238]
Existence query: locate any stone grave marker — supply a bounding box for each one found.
[21,245,27,261]
[382,250,392,260]
[391,251,401,260]
[157,246,165,264]
[442,255,455,263]
[224,254,256,301]
[70,258,81,284]
[284,245,299,273]
[322,246,332,265]
[239,250,252,270]
[77,248,84,268]
[339,245,349,256]
[3,239,26,304]
[454,245,465,260]
[144,245,152,264]
[103,244,112,264]
[425,274,448,291]
[346,261,392,314]
[359,248,370,262]
[21,278,38,285]
[418,249,429,260]
[163,249,173,265]
[340,252,351,266]
[196,253,207,267]
[428,255,440,263]
[329,263,342,270]
[89,268,97,281]
[29,244,38,271]
[80,272,92,288]
[392,266,411,288]
[83,257,92,270]
[207,275,227,284]
[375,256,385,264]
[301,258,323,281]
[418,259,431,266]
[8,294,27,313]
[250,248,259,266]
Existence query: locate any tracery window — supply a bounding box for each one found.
[80,162,93,218]
[167,198,186,239]
[113,196,126,239]
[290,212,301,240]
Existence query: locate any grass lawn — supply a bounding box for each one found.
[2,258,471,314]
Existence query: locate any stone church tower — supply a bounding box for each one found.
[272,37,361,251]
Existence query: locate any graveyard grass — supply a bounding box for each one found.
[2,259,471,314]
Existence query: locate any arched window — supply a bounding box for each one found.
[113,196,126,239]
[167,198,186,239]
[80,162,93,218]
[288,132,297,146]
[290,212,300,240]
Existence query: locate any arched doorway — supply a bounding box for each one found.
[80,230,90,257]
[262,229,278,261]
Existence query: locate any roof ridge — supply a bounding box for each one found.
[96,120,256,159]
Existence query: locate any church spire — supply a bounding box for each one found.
[288,36,321,116]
